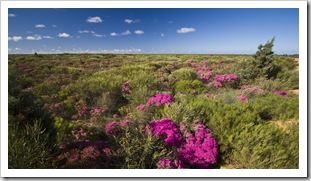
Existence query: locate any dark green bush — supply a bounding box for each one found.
[8,67,57,168]
[9,119,57,168]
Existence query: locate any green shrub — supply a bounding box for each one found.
[9,119,57,168]
[54,117,73,144]
[157,102,198,125]
[252,94,299,121]
[228,123,298,168]
[127,73,162,107]
[276,70,299,89]
[169,68,198,84]
[217,89,240,104]
[253,77,291,92]
[274,56,297,71]
[173,79,206,94]
[107,122,171,168]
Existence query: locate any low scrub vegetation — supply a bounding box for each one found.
[8,39,299,169]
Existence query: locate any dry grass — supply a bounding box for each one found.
[294,58,299,70]
[268,119,298,133]
[290,89,299,95]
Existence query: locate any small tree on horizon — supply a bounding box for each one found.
[253,37,277,79]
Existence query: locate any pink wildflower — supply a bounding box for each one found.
[238,96,248,102]
[120,120,132,126]
[136,104,147,111]
[80,106,87,115]
[146,94,174,107]
[105,122,118,134]
[273,90,287,96]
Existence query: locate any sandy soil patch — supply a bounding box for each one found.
[268,119,298,132]
[290,89,299,95]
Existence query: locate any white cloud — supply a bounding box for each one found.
[9,14,16,17]
[43,36,53,39]
[52,25,57,28]
[8,36,22,42]
[121,30,131,35]
[35,24,46,28]
[177,27,196,34]
[26,35,42,40]
[58,32,70,38]
[86,16,103,23]
[124,19,133,24]
[134,30,144,35]
[110,32,118,36]
[124,19,140,24]
[76,36,80,39]
[161,33,164,37]
[78,30,90,33]
[93,33,105,38]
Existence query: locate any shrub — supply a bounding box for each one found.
[9,119,56,168]
[252,37,278,79]
[53,140,109,168]
[105,121,170,169]
[177,121,218,168]
[169,68,198,85]
[54,116,73,144]
[228,123,298,168]
[174,80,206,94]
[252,94,299,121]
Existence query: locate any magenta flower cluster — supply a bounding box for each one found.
[136,104,147,111]
[105,122,118,134]
[146,94,174,107]
[136,94,174,111]
[91,107,105,115]
[157,158,185,169]
[237,96,248,102]
[186,59,193,66]
[148,118,183,147]
[80,106,87,115]
[121,81,131,93]
[273,90,287,96]
[55,140,109,168]
[72,129,88,140]
[213,74,238,88]
[177,121,218,168]
[197,69,213,82]
[214,74,238,82]
[105,120,132,134]
[240,84,265,95]
[148,119,218,169]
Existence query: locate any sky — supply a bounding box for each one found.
[8,8,299,54]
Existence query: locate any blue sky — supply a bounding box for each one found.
[8,8,299,54]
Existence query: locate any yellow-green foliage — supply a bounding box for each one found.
[174,79,206,94]
[54,116,73,144]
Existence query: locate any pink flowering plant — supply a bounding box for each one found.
[121,81,131,94]
[272,90,287,96]
[53,140,111,168]
[213,74,239,89]
[240,84,266,98]
[146,119,218,169]
[136,93,174,114]
[148,118,183,147]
